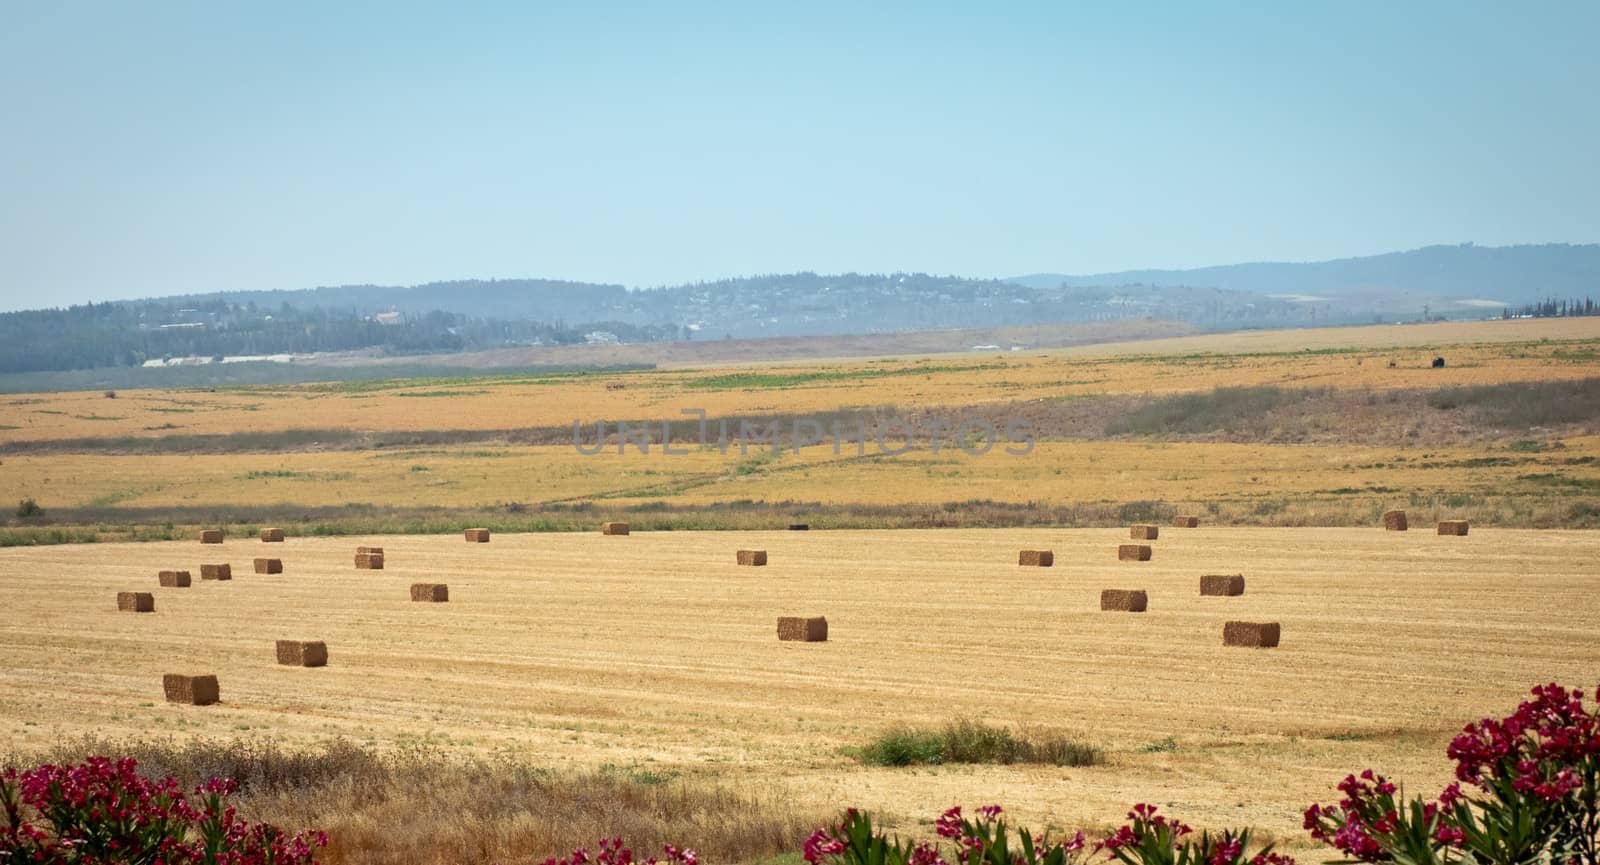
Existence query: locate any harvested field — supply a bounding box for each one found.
[1,527,1596,843]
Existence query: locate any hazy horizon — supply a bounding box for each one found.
[3,3,1597,311]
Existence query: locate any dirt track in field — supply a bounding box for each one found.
[1,527,1596,843]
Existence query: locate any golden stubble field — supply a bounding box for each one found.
[2,526,1597,844]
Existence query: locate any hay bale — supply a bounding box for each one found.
[253,558,282,574]
[1100,589,1148,612]
[1130,524,1159,540]
[162,674,218,705]
[410,583,448,602]
[777,616,828,642]
[1382,510,1408,531]
[117,591,154,612]
[260,527,285,542]
[1223,621,1280,648]
[199,529,224,544]
[1018,549,1054,567]
[788,524,810,531]
[357,546,384,555]
[736,549,768,566]
[199,563,232,581]
[1200,574,1245,596]
[275,640,328,667]
[157,570,191,588]
[464,528,490,543]
[1118,544,1152,561]
[1438,519,1470,536]
[602,522,630,536]
[1171,515,1200,528]
[355,552,384,570]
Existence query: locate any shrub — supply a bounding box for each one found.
[1305,682,1600,865]
[0,756,325,863]
[1099,804,1293,865]
[803,805,1288,865]
[856,720,1102,767]
[541,838,697,865]
[15,498,42,519]
[804,805,1089,865]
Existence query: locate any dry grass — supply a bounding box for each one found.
[1,735,826,865]
[1,527,1597,847]
[6,436,1598,518]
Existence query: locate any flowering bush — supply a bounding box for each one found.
[804,805,1088,865]
[802,804,1287,865]
[0,756,326,864]
[1098,804,1292,865]
[1306,682,1600,865]
[540,837,699,865]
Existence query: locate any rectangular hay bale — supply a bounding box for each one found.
[777,616,828,642]
[357,546,384,555]
[1438,519,1470,536]
[464,528,490,542]
[1130,524,1159,540]
[260,527,285,542]
[1018,549,1054,567]
[1200,574,1245,596]
[1117,544,1152,561]
[410,583,448,602]
[199,529,224,544]
[163,674,219,705]
[1100,589,1148,612]
[158,570,191,588]
[199,563,231,581]
[275,640,328,667]
[1382,510,1408,531]
[602,522,630,535]
[736,549,768,566]
[253,558,282,574]
[355,552,384,569]
[117,591,154,612]
[1223,621,1280,648]
[788,524,810,531]
[1171,515,1200,528]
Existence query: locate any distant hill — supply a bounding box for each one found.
[1009,243,1600,306]
[4,243,1596,376]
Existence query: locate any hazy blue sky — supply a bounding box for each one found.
[2,2,1596,310]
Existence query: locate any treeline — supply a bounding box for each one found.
[0,300,676,374]
[1502,297,1599,318]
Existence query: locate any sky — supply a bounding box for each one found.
[1,2,1597,311]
